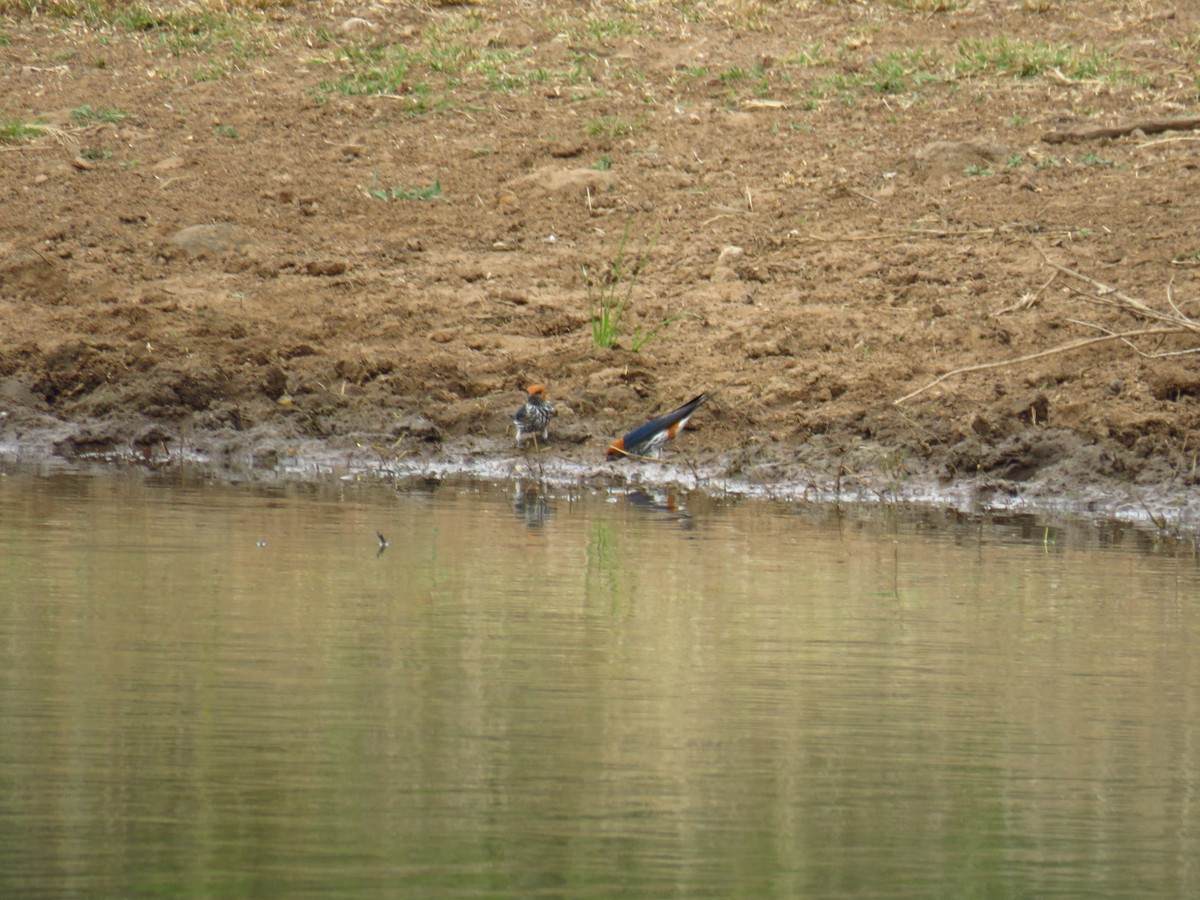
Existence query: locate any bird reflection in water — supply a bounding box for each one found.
[623,490,694,530]
[513,481,552,529]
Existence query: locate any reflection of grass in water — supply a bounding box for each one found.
[585,521,627,609]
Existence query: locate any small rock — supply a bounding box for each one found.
[167,223,252,259]
[339,17,374,37]
[716,245,744,266]
[304,259,347,276]
[392,413,442,443]
[712,245,744,282]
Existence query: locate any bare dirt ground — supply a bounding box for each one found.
[3,0,1200,519]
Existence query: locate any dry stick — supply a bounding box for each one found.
[990,270,1057,316]
[893,328,1179,406]
[796,227,998,243]
[898,255,1200,403]
[1043,256,1200,336]
[1065,318,1194,358]
[1042,115,1200,144]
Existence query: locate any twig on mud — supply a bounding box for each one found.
[1066,318,1200,359]
[898,255,1200,404]
[844,185,880,205]
[1042,254,1200,337]
[991,271,1057,316]
[1167,276,1185,321]
[893,328,1179,405]
[793,229,990,243]
[790,225,1067,244]
[1138,135,1200,149]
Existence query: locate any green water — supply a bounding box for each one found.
[1,466,1198,897]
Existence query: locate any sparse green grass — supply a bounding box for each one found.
[720,64,751,84]
[0,116,45,142]
[194,63,225,82]
[586,115,638,138]
[584,222,680,353]
[954,37,1124,81]
[584,15,638,41]
[70,104,126,123]
[586,222,651,351]
[782,44,829,67]
[868,49,941,93]
[0,1,272,63]
[313,29,542,109]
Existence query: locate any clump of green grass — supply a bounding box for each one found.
[867,50,941,94]
[586,115,638,138]
[194,63,225,82]
[0,116,45,142]
[70,104,126,123]
[584,222,680,353]
[587,222,646,350]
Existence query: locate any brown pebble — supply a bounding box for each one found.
[305,260,347,276]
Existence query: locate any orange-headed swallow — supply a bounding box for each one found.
[606,393,710,459]
[513,384,556,448]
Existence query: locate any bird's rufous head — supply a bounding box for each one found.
[526,384,546,397]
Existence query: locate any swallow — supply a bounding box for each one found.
[513,384,556,448]
[606,393,710,459]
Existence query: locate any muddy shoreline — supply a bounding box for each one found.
[4,405,1196,534]
[3,1,1200,536]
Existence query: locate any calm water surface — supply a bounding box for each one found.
[1,465,1198,898]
